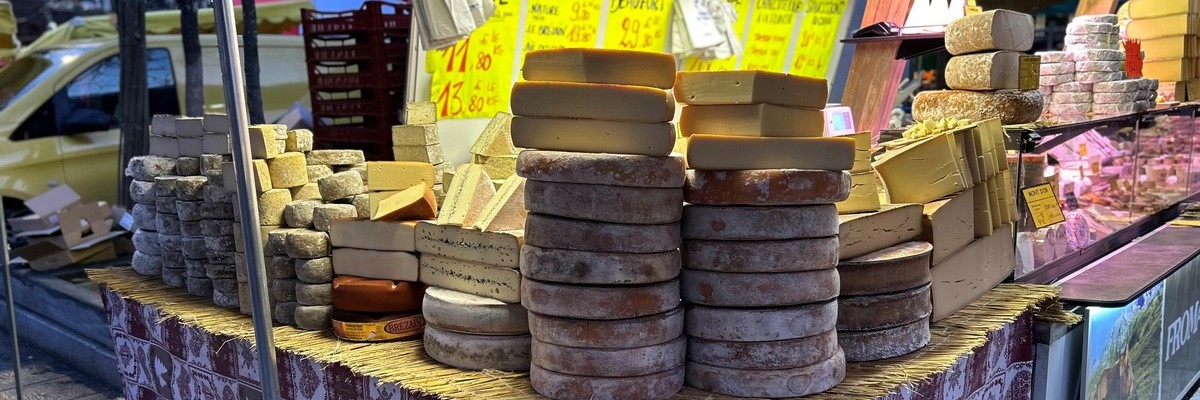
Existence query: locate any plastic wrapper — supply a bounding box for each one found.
[1077,61,1125,72]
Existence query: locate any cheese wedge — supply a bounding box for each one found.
[521,48,677,89]
[329,218,418,252]
[874,133,970,204]
[687,135,855,171]
[366,161,436,191]
[922,191,974,265]
[930,226,1015,321]
[437,164,495,227]
[510,81,674,123]
[680,104,825,137]
[473,176,527,232]
[838,204,923,260]
[470,112,517,158]
[972,184,993,237]
[477,156,516,179]
[371,184,438,221]
[674,70,828,109]
[836,171,882,214]
[511,117,676,156]
[391,124,440,146]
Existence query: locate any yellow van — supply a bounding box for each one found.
[0,34,310,209]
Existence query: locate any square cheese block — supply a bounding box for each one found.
[511,117,676,156]
[836,171,882,214]
[510,81,675,123]
[922,190,975,265]
[222,160,272,193]
[673,70,828,109]
[202,134,230,155]
[437,164,495,227]
[686,135,855,171]
[331,248,419,282]
[265,152,309,189]
[178,138,203,157]
[391,124,440,146]
[419,254,521,303]
[152,114,177,136]
[930,225,1016,322]
[246,125,280,159]
[945,10,1035,55]
[175,117,204,137]
[149,136,180,158]
[365,161,436,191]
[405,101,438,125]
[972,184,994,238]
[838,204,923,260]
[370,184,438,221]
[945,51,1040,91]
[679,104,825,138]
[392,144,445,165]
[286,129,314,152]
[521,48,677,89]
[874,132,970,204]
[849,131,871,172]
[477,155,517,179]
[470,112,517,158]
[329,218,418,252]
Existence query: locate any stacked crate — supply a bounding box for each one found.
[302,1,412,160]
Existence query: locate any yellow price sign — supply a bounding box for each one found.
[682,0,751,72]
[604,0,674,51]
[742,1,800,72]
[1021,183,1066,229]
[524,0,601,52]
[790,0,847,78]
[426,1,520,119]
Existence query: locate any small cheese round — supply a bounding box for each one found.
[270,279,297,302]
[203,236,236,252]
[132,204,158,230]
[522,278,679,320]
[838,283,931,331]
[274,302,297,325]
[179,220,202,236]
[524,180,683,224]
[839,317,930,362]
[838,241,932,296]
[681,268,839,307]
[155,197,178,214]
[423,287,529,335]
[154,175,180,197]
[520,245,680,285]
[130,180,158,204]
[684,169,851,206]
[423,325,531,371]
[685,300,837,342]
[295,282,333,306]
[205,263,236,280]
[517,150,685,188]
[284,230,330,259]
[155,213,181,234]
[685,349,845,398]
[175,176,208,201]
[682,237,838,273]
[530,364,683,400]
[133,230,161,255]
[212,289,240,309]
[528,308,683,349]
[125,156,177,181]
[211,278,238,294]
[294,305,333,331]
[688,330,838,369]
[681,205,837,240]
[295,257,333,284]
[162,250,184,270]
[532,336,685,377]
[181,237,207,259]
[185,277,213,297]
[161,267,186,287]
[200,219,235,237]
[283,200,322,229]
[525,213,680,254]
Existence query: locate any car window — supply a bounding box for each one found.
[52,48,180,136]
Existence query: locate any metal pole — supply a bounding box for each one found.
[2,213,23,400]
[211,1,281,398]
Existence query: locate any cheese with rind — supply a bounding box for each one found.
[525,180,682,224]
[520,245,679,285]
[521,48,676,89]
[946,51,1039,90]
[922,191,975,264]
[331,248,419,281]
[930,225,1016,321]
[424,325,530,371]
[682,237,839,273]
[511,117,675,156]
[944,9,1035,55]
[839,317,930,362]
[436,164,495,227]
[415,222,522,267]
[419,254,522,303]
[685,300,837,341]
[837,284,932,330]
[525,213,680,254]
[682,205,838,240]
[681,268,839,307]
[687,330,838,370]
[674,70,828,108]
[532,336,684,377]
[365,161,436,191]
[687,135,855,171]
[472,176,528,232]
[836,171,882,214]
[530,364,683,400]
[470,111,516,157]
[511,81,674,123]
[912,90,1042,125]
[423,287,529,335]
[329,219,417,252]
[528,308,683,348]
[679,104,825,138]
[265,152,308,189]
[517,151,685,188]
[684,169,851,206]
[390,124,440,146]
[521,278,680,320]
[837,204,923,259]
[685,350,845,398]
[874,132,970,204]
[371,184,438,221]
[838,241,932,296]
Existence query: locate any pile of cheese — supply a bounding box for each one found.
[914,10,1043,125]
[1122,0,1198,85]
[1039,14,1158,116]
[674,70,853,397]
[391,101,453,194]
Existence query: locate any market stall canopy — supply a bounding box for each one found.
[20,0,310,57]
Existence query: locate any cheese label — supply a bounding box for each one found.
[1018,55,1040,91]
[332,312,425,342]
[1021,183,1065,229]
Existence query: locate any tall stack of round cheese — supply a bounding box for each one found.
[513,48,685,400]
[199,148,238,308]
[674,70,851,398]
[836,241,934,361]
[421,287,530,371]
[127,154,178,279]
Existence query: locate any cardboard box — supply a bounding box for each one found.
[11,239,117,271]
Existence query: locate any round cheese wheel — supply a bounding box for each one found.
[132,251,162,276]
[294,305,333,331]
[685,349,845,398]
[839,317,930,362]
[530,364,684,400]
[684,169,851,206]
[685,300,837,342]
[837,283,931,331]
[517,150,686,188]
[524,180,683,224]
[295,282,333,306]
[274,302,297,325]
[133,230,161,255]
[681,205,837,240]
[522,278,680,320]
[532,336,685,377]
[682,237,838,273]
[423,325,531,371]
[688,330,838,370]
[525,213,680,254]
[681,268,839,307]
[161,267,186,288]
[332,276,425,313]
[186,277,213,297]
[520,245,680,285]
[529,308,683,349]
[423,287,529,335]
[838,241,932,296]
[212,289,239,309]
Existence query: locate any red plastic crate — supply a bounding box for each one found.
[307,60,408,91]
[301,1,412,35]
[304,32,409,62]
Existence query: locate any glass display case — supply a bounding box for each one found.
[1007,105,1200,283]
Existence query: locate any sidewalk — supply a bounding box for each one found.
[0,329,121,400]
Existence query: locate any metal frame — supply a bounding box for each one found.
[3,211,23,399]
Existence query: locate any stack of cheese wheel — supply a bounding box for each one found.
[197,115,240,309]
[512,48,685,400]
[420,286,530,371]
[328,215,431,340]
[836,241,934,361]
[674,70,853,398]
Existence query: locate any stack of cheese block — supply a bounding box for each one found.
[128,119,180,278]
[674,70,851,397]
[392,101,451,190]
[836,132,882,213]
[1093,79,1160,115]
[512,48,685,400]
[1037,52,1084,115]
[1124,0,1198,83]
[187,115,239,307]
[469,111,519,181]
[914,10,1042,125]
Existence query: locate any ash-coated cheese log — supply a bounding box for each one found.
[679,103,825,138]
[685,300,837,342]
[516,151,685,188]
[839,317,930,362]
[133,204,158,230]
[674,70,828,108]
[511,117,676,156]
[419,254,522,303]
[521,48,677,89]
[838,283,932,331]
[524,180,683,224]
[520,246,680,285]
[186,277,214,297]
[912,90,1042,125]
[423,287,529,335]
[682,237,839,273]
[332,276,424,313]
[686,135,855,171]
[681,205,838,240]
[528,307,683,349]
[305,149,365,166]
[331,248,418,281]
[530,364,683,400]
[511,81,675,123]
[125,156,177,181]
[521,278,680,320]
[684,169,851,206]
[416,222,522,267]
[688,330,839,370]
[681,268,839,307]
[944,9,1035,55]
[685,350,845,398]
[532,336,684,377]
[525,213,680,254]
[946,51,1039,90]
[424,325,531,371]
[838,241,932,296]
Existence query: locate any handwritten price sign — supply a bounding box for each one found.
[683,0,751,72]
[525,0,601,52]
[604,0,674,51]
[790,0,847,78]
[742,1,799,72]
[427,1,519,119]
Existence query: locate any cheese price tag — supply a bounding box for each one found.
[742,0,801,72]
[604,0,675,51]
[683,0,752,72]
[789,0,848,78]
[1021,183,1066,229]
[426,0,520,119]
[523,0,601,52]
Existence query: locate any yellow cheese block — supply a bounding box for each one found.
[836,171,882,214]
[1143,58,1196,81]
[922,190,975,265]
[679,104,825,137]
[930,225,1016,322]
[849,131,872,172]
[972,184,993,238]
[687,134,855,171]
[521,48,677,89]
[371,184,438,221]
[987,178,1002,229]
[1139,35,1197,61]
[391,124,440,146]
[961,125,983,185]
[1003,169,1018,223]
[1127,14,1199,39]
[473,176,527,232]
[365,161,436,191]
[1128,0,1191,19]
[977,119,999,179]
[983,118,1008,173]
[470,112,517,157]
[838,204,923,260]
[478,156,517,180]
[510,116,676,156]
[436,164,495,227]
[405,101,437,125]
[949,127,976,186]
[673,70,828,109]
[511,81,675,123]
[874,133,970,204]
[393,144,445,164]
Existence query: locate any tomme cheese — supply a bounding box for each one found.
[329,219,418,252]
[424,325,531,371]
[331,248,419,281]
[685,169,851,206]
[532,336,684,377]
[687,331,838,369]
[679,104,825,137]
[437,164,495,226]
[685,353,845,399]
[531,365,684,400]
[419,254,522,303]
[874,133,970,204]
[682,237,839,273]
[838,241,933,296]
[521,278,680,320]
[423,287,530,335]
[524,180,683,225]
[415,222,523,267]
[685,300,837,341]
[682,205,838,240]
[945,51,1040,91]
[521,48,677,89]
[930,225,1016,321]
[922,191,975,265]
[839,318,929,362]
[520,245,680,285]
[681,268,840,307]
[912,90,1043,125]
[686,135,855,171]
[365,161,436,191]
[838,204,923,260]
[525,213,680,254]
[528,307,683,348]
[472,176,528,232]
[944,9,1035,55]
[516,151,686,188]
[511,117,676,156]
[837,284,931,330]
[674,70,828,109]
[511,81,675,123]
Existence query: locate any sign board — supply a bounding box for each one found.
[1021,183,1067,229]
